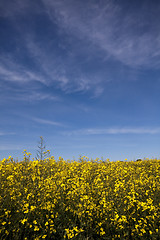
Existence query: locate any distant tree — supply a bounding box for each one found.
[35,136,50,160]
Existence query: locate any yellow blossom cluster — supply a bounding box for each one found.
[0,153,160,239]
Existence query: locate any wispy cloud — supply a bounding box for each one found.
[32,117,64,127]
[24,36,100,94]
[0,1,109,96]
[63,127,160,136]
[0,132,15,136]
[6,91,58,102]
[42,0,160,68]
[0,56,47,85]
[1,0,160,99]
[0,55,61,102]
[26,92,59,102]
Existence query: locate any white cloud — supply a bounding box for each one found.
[32,117,64,127]
[63,127,160,136]
[27,92,59,102]
[42,0,160,68]
[24,36,96,92]
[0,132,15,136]
[0,1,109,97]
[0,87,59,103]
[2,0,160,98]
[22,35,104,95]
[0,57,46,85]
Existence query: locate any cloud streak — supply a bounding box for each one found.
[0,0,118,96]
[1,0,160,99]
[32,117,64,127]
[63,127,160,136]
[0,56,47,85]
[24,35,102,94]
[0,132,15,136]
[42,0,160,68]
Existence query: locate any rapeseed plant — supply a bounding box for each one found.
[0,153,159,239]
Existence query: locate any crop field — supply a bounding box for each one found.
[0,152,160,240]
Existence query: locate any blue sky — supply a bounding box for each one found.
[1,0,160,161]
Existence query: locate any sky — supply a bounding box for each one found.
[0,0,160,161]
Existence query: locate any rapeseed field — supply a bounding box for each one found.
[0,151,160,239]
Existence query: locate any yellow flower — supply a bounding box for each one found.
[1,154,159,239]
[33,220,37,225]
[34,226,39,231]
[21,219,27,224]
[42,235,47,239]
